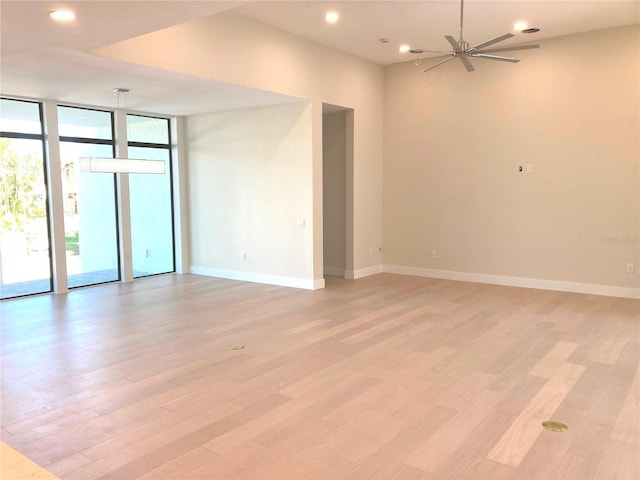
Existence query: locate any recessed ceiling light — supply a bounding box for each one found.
[399,45,411,53]
[325,11,339,24]
[49,10,75,22]
[522,27,541,34]
[513,22,528,31]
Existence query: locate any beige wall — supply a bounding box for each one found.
[383,26,639,293]
[323,111,348,276]
[97,13,637,296]
[95,11,384,284]
[187,102,314,287]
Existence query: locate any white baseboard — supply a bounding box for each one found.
[324,266,345,277]
[382,265,640,299]
[189,264,639,298]
[345,264,383,280]
[190,266,323,290]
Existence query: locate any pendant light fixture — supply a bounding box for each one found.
[79,88,165,175]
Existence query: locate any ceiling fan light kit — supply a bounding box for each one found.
[415,0,540,73]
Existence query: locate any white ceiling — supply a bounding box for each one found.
[1,1,638,116]
[237,1,640,65]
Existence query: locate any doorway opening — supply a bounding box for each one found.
[322,103,353,278]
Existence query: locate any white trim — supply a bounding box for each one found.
[324,266,345,277]
[42,100,68,294]
[345,264,383,280]
[114,110,134,283]
[382,265,640,299]
[171,117,190,275]
[190,266,321,290]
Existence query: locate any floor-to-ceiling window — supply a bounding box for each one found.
[58,106,120,288]
[0,98,52,299]
[127,114,175,277]
[1,99,178,299]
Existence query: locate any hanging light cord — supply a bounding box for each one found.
[459,0,464,41]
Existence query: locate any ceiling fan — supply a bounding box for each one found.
[412,0,540,73]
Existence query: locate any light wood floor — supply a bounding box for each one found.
[1,273,638,480]
[1,441,60,479]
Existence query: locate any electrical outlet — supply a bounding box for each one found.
[431,250,437,258]
[369,247,373,255]
[526,164,533,174]
[627,263,634,273]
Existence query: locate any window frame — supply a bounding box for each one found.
[127,114,176,278]
[0,97,54,298]
[57,105,121,288]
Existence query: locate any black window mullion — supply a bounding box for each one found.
[0,131,43,141]
[127,141,171,149]
[58,136,114,145]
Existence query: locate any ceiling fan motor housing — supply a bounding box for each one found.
[419,0,540,73]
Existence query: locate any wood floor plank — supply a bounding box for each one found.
[513,405,586,479]
[253,420,338,458]
[136,447,220,480]
[321,348,452,426]
[73,394,290,480]
[0,442,60,480]
[201,389,333,455]
[486,362,585,467]
[405,388,504,472]
[610,368,640,444]
[560,361,612,411]
[2,273,638,480]
[347,404,455,479]
[429,409,516,479]
[338,305,433,344]
[529,340,580,378]
[44,453,93,478]
[435,370,497,409]
[7,405,169,465]
[248,443,360,480]
[567,381,630,462]
[252,375,379,450]
[182,441,279,479]
[322,396,437,464]
[608,341,640,388]
[81,401,241,461]
[593,438,640,480]
[493,374,548,417]
[3,409,100,442]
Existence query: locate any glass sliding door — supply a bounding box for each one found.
[0,99,52,298]
[127,115,175,277]
[58,106,120,288]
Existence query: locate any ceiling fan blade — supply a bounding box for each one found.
[479,44,540,53]
[445,35,461,52]
[469,53,520,63]
[411,49,454,55]
[422,55,455,73]
[470,33,514,51]
[459,56,475,72]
